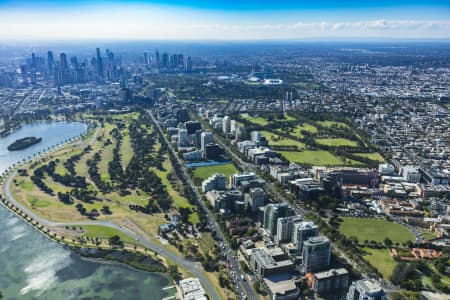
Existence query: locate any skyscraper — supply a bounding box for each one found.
[96,48,103,78]
[60,53,68,70]
[302,236,331,273]
[185,56,193,72]
[47,51,54,75]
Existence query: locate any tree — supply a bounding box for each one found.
[168,265,181,280]
[384,237,393,248]
[108,235,123,248]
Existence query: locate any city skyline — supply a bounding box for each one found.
[0,0,449,40]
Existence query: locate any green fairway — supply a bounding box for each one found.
[240,113,269,126]
[292,123,318,138]
[363,247,397,279]
[354,152,385,162]
[316,138,358,147]
[153,158,199,224]
[339,217,415,244]
[120,130,134,169]
[278,150,345,166]
[193,163,239,181]
[317,120,349,129]
[262,131,305,149]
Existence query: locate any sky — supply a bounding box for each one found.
[0,0,449,40]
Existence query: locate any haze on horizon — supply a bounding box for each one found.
[0,0,449,41]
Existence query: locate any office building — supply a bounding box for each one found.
[249,247,294,278]
[204,143,224,160]
[303,236,331,273]
[245,187,266,213]
[347,279,387,300]
[231,173,256,188]
[201,173,227,193]
[185,121,202,135]
[263,203,295,237]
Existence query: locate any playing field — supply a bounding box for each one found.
[193,163,238,181]
[339,217,415,244]
[316,138,358,147]
[363,247,397,279]
[278,150,345,166]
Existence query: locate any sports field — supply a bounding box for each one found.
[339,217,415,244]
[278,150,345,166]
[193,163,238,181]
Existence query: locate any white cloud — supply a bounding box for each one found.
[0,3,448,40]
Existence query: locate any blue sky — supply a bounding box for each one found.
[0,0,449,40]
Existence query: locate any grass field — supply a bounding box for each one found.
[339,217,415,244]
[240,113,269,126]
[278,150,345,166]
[81,225,138,244]
[316,138,358,147]
[317,120,349,128]
[262,131,305,149]
[354,152,385,162]
[120,129,134,169]
[363,247,397,279]
[193,163,239,181]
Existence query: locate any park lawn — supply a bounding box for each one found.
[317,120,349,129]
[339,217,415,244]
[354,152,385,162]
[278,150,345,166]
[193,163,239,181]
[316,138,358,147]
[363,247,397,279]
[104,190,149,206]
[81,225,137,245]
[198,233,216,256]
[153,158,199,224]
[240,113,269,126]
[262,131,305,149]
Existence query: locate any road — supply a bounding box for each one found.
[148,110,258,300]
[0,125,221,300]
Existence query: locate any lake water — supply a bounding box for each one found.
[0,122,172,299]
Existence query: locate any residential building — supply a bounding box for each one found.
[303,236,331,273]
[275,215,302,244]
[312,268,349,295]
[346,279,387,300]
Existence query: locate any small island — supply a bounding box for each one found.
[7,136,42,151]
